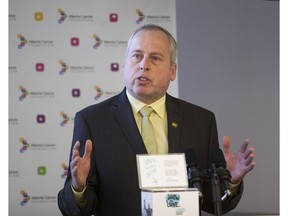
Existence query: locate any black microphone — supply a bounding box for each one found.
[184,149,203,198]
[209,148,232,201]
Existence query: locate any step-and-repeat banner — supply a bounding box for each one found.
[9,0,177,215]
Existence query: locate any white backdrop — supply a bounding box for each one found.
[8,1,177,215]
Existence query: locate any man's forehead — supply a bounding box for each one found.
[129,31,169,50]
[132,29,168,40]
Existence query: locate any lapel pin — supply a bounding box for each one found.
[171,122,178,128]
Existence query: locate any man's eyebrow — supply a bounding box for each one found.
[150,52,165,58]
[131,49,143,53]
[130,50,165,58]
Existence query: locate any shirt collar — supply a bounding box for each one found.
[126,90,166,119]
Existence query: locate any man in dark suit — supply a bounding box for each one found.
[58,24,255,216]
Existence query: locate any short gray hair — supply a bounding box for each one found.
[125,24,177,67]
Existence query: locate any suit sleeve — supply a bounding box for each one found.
[201,113,244,214]
[57,111,100,216]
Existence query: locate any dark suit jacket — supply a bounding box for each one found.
[58,89,243,216]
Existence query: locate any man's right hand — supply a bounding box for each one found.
[70,140,92,192]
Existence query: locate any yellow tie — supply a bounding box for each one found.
[139,106,157,154]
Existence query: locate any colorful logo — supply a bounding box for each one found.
[166,194,180,208]
[37,114,46,124]
[37,166,47,175]
[35,63,44,72]
[19,137,29,153]
[60,111,69,127]
[92,34,102,49]
[20,190,30,206]
[18,85,29,101]
[94,85,104,100]
[34,12,43,21]
[136,9,145,24]
[72,88,81,97]
[17,34,28,49]
[59,60,68,75]
[61,163,68,179]
[57,8,67,23]
[109,13,118,22]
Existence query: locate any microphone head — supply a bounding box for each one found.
[184,148,198,167]
[209,148,226,168]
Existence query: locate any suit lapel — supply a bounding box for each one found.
[166,94,183,153]
[112,89,147,154]
[111,90,183,154]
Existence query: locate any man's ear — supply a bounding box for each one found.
[170,64,177,81]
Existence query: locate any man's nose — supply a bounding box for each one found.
[140,56,150,71]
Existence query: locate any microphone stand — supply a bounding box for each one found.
[210,163,222,216]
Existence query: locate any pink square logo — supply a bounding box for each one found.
[70,37,79,46]
[110,63,119,72]
[109,13,118,22]
[72,88,81,97]
[36,63,44,72]
[37,114,45,123]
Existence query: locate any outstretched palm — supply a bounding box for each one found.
[70,140,92,191]
[223,136,255,184]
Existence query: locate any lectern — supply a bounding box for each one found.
[137,154,200,216]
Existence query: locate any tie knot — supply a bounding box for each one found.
[139,106,154,117]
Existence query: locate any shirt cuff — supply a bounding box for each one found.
[71,184,87,207]
[228,181,242,195]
